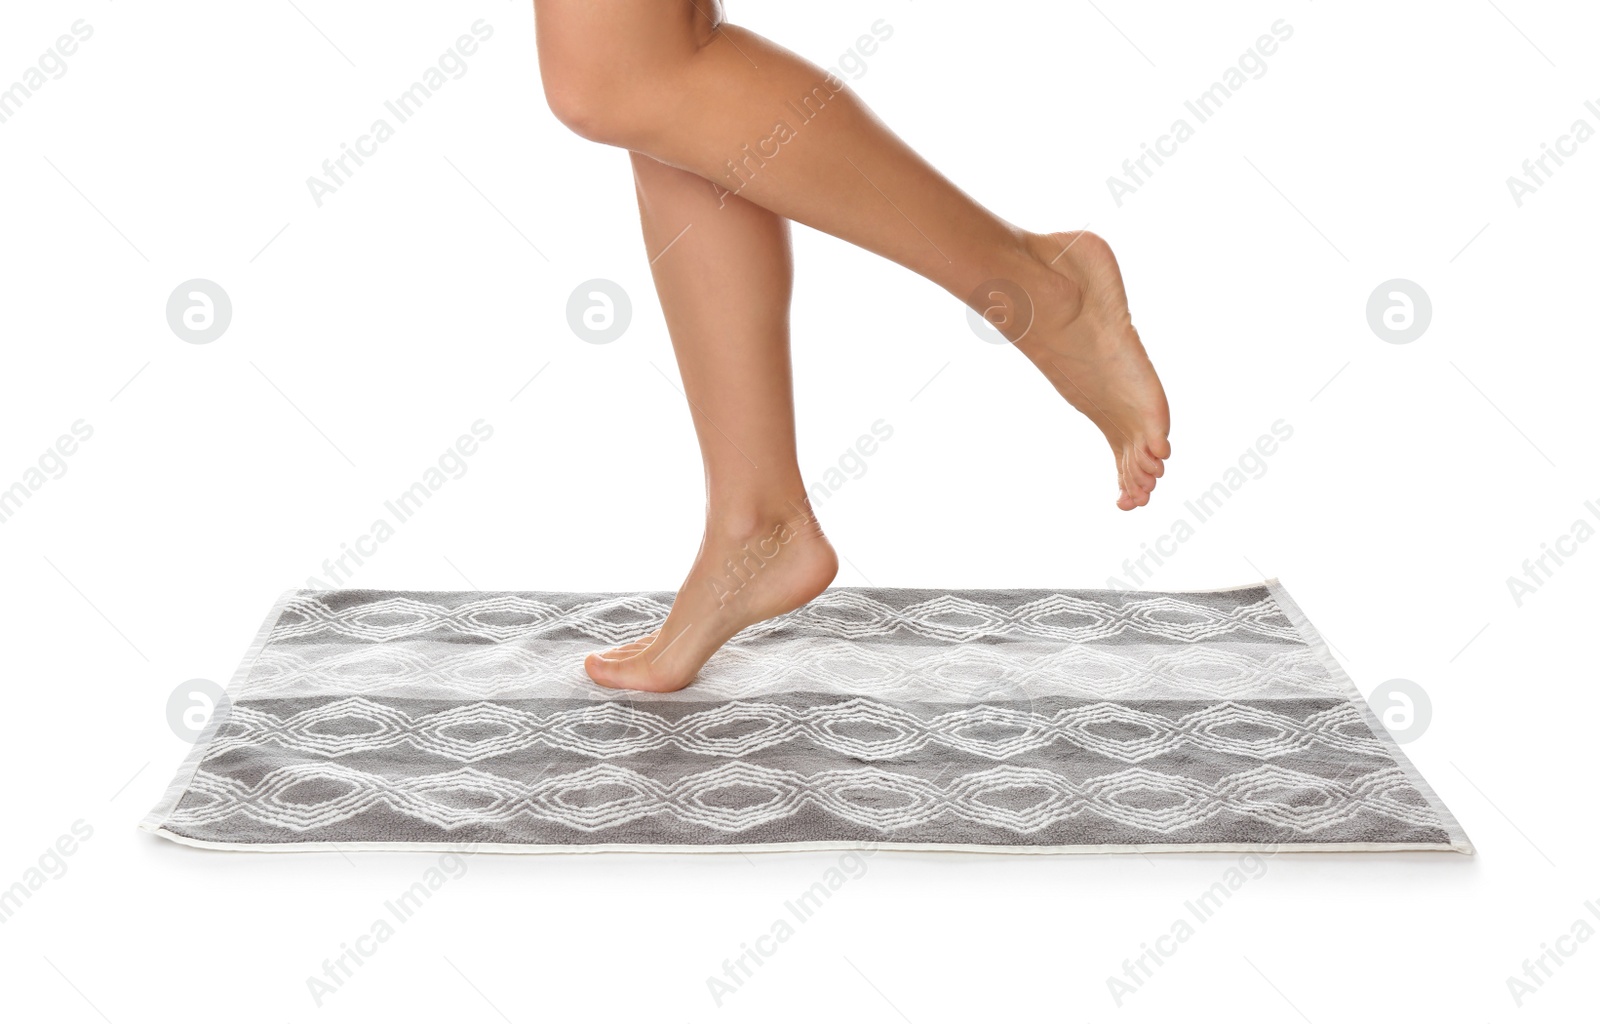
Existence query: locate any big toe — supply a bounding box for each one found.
[584,651,630,688]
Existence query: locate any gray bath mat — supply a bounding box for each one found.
[142,582,1471,854]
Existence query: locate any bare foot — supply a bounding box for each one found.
[991,231,1171,509]
[585,506,838,692]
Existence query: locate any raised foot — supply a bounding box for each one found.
[1006,230,1172,510]
[584,510,839,692]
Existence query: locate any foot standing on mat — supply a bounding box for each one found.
[533,0,1172,692]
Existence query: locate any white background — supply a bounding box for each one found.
[2,0,1597,1020]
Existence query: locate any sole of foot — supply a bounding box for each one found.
[1006,230,1171,510]
[584,513,839,692]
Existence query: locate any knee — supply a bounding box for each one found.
[540,66,625,144]
[539,52,679,148]
[537,9,719,147]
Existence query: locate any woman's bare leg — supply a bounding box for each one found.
[534,0,1172,510]
[586,155,838,691]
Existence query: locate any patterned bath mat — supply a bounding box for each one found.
[142,582,1471,854]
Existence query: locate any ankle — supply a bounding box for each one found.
[958,232,1083,343]
[706,494,819,544]
[997,232,1079,338]
[698,501,837,612]
[1027,230,1088,292]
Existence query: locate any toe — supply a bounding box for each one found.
[585,652,622,688]
[587,652,660,691]
[1147,437,1172,461]
[1116,451,1155,509]
[1117,472,1146,508]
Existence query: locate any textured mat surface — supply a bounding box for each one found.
[142,582,1471,854]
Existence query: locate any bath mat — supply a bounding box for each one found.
[142,582,1471,854]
